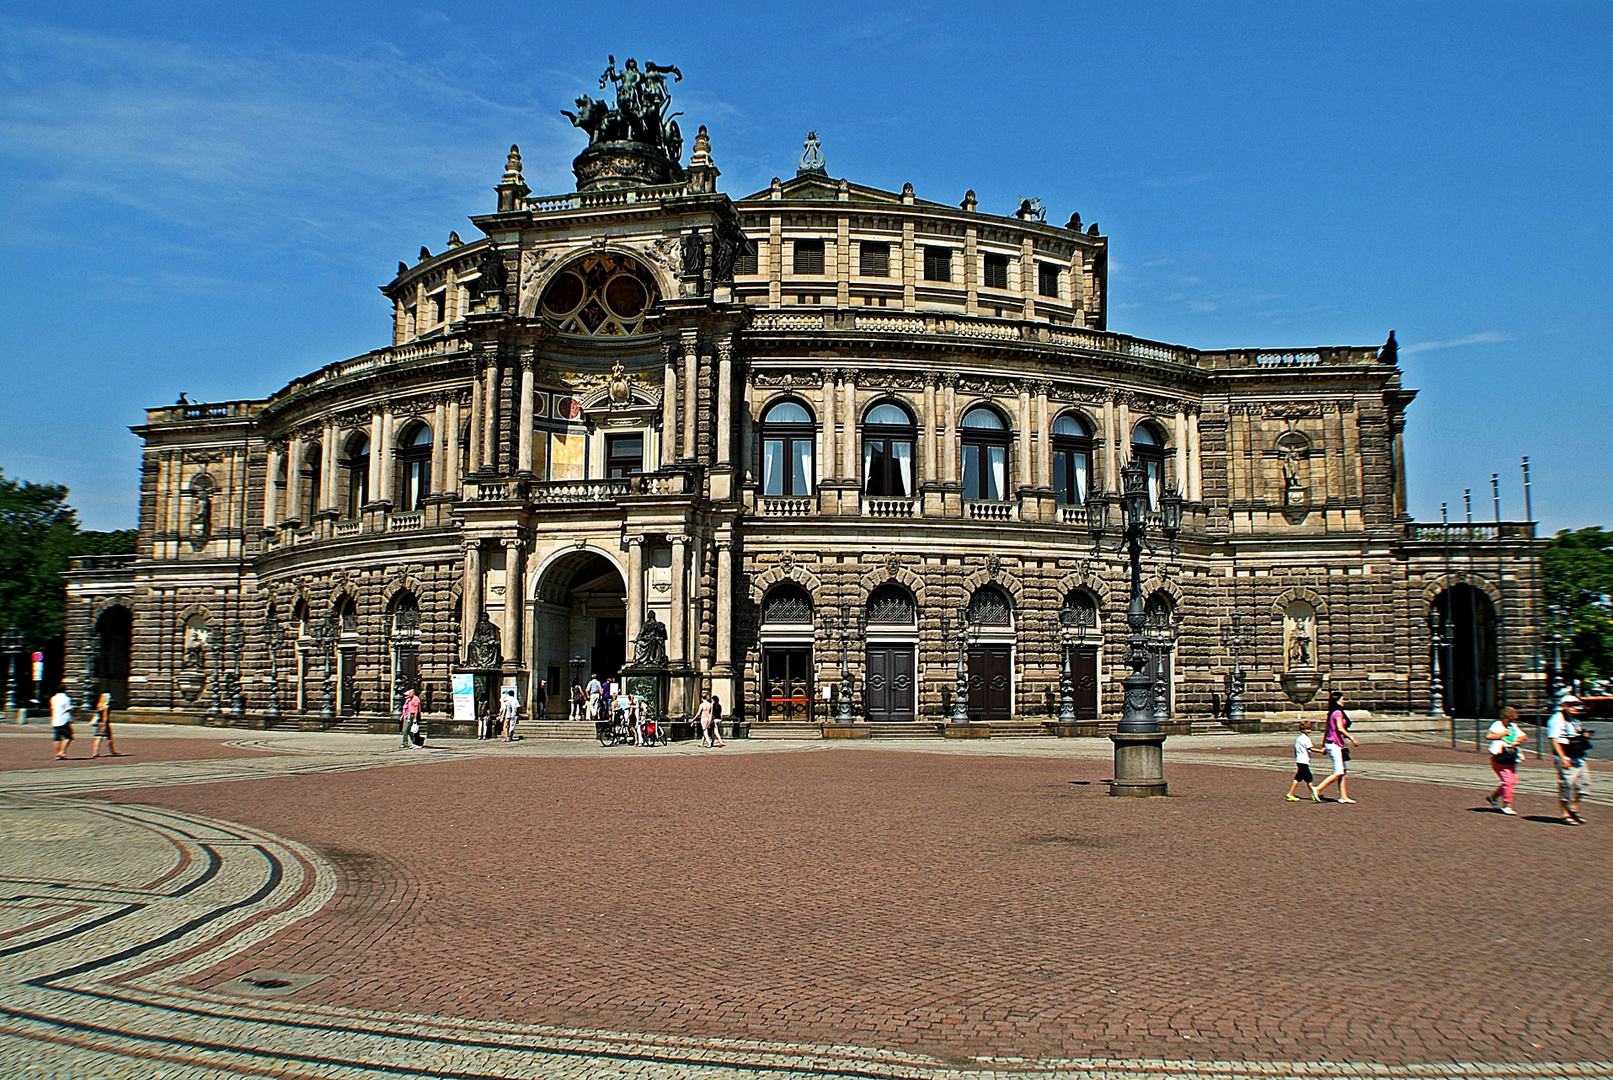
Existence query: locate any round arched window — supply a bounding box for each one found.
[1052,413,1093,505]
[397,423,433,512]
[968,585,1012,627]
[761,583,813,626]
[539,253,660,336]
[866,583,916,625]
[863,402,916,497]
[761,399,815,497]
[1131,422,1167,509]
[961,406,1010,501]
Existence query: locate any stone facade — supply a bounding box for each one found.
[64,75,1545,731]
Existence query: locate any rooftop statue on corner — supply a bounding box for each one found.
[563,55,684,162]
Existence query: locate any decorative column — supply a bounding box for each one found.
[445,399,461,496]
[840,371,857,480]
[682,338,699,460]
[285,439,306,522]
[502,538,524,671]
[481,353,499,474]
[662,342,679,467]
[943,375,958,483]
[1017,387,1033,492]
[263,445,282,528]
[467,373,484,473]
[378,409,396,504]
[921,376,937,481]
[716,339,734,465]
[1035,383,1051,487]
[821,372,838,480]
[669,535,688,664]
[367,413,384,504]
[626,536,645,645]
[431,400,447,495]
[461,542,482,658]
[1174,406,1189,494]
[1188,406,1202,502]
[714,537,733,670]
[518,355,536,476]
[1116,394,1132,470]
[321,421,338,512]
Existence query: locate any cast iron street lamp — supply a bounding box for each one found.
[1057,602,1094,725]
[319,617,338,719]
[2,627,24,712]
[264,606,283,718]
[1145,602,1176,726]
[836,602,862,723]
[1094,458,1183,797]
[1220,615,1249,724]
[945,604,974,724]
[228,624,247,716]
[1428,621,1448,720]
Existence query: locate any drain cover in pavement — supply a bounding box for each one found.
[213,969,328,997]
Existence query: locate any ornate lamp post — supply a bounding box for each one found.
[1057,601,1094,725]
[948,603,973,724]
[319,617,338,719]
[1220,615,1249,724]
[1428,621,1448,720]
[264,605,283,718]
[1096,459,1183,797]
[1145,601,1176,726]
[1,627,22,713]
[228,624,247,716]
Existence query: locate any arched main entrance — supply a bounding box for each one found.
[92,606,133,709]
[532,550,626,716]
[1431,585,1498,719]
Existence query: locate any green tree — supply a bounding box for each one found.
[1542,526,1613,687]
[0,470,135,646]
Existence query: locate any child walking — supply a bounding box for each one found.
[1286,721,1315,801]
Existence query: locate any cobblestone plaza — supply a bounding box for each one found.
[1,725,1608,1078]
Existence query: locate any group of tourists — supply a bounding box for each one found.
[48,684,120,760]
[1282,688,1594,824]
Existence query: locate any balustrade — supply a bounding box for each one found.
[864,497,916,517]
[966,500,1015,521]
[387,511,424,532]
[332,519,362,538]
[761,497,813,516]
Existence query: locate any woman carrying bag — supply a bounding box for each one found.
[1485,706,1527,815]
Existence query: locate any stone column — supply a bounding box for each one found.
[1391,414,1409,518]
[840,372,857,481]
[1116,395,1132,472]
[461,541,482,657]
[378,410,396,504]
[1174,406,1189,494]
[943,376,958,483]
[1188,407,1203,502]
[1017,387,1033,492]
[320,422,338,513]
[286,438,307,523]
[682,340,698,460]
[1103,394,1118,492]
[263,445,282,527]
[1035,383,1051,488]
[821,372,837,481]
[445,399,461,497]
[715,537,733,670]
[626,536,645,645]
[669,535,688,664]
[467,373,484,473]
[367,413,384,504]
[716,340,733,466]
[482,354,499,473]
[502,538,524,671]
[922,377,938,483]
[662,342,679,467]
[518,355,536,476]
[431,400,447,495]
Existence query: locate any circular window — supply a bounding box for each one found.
[605,274,648,319]
[542,272,586,316]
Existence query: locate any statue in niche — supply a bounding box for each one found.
[632,610,669,667]
[681,229,705,279]
[1285,603,1316,671]
[472,246,507,299]
[467,611,503,669]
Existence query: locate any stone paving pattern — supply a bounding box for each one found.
[1,724,1609,1078]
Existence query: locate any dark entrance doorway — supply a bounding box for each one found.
[93,606,133,710]
[967,644,1012,721]
[339,649,357,715]
[1072,645,1098,720]
[1432,585,1498,719]
[865,644,915,722]
[594,617,626,684]
[763,647,813,721]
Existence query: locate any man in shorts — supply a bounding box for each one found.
[50,684,74,760]
[1548,695,1592,825]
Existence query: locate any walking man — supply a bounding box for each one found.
[499,688,521,742]
[50,684,74,760]
[1548,695,1592,825]
[399,687,421,749]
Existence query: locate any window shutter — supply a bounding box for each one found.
[859,242,890,277]
[793,240,825,276]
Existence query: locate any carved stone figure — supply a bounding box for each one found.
[712,218,745,284]
[681,229,705,281]
[564,56,684,161]
[467,611,503,668]
[632,610,669,666]
[472,246,507,299]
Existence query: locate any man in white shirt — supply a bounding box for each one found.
[1547,695,1591,825]
[499,689,521,742]
[50,685,74,760]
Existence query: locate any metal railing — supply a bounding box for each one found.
[1405,522,1537,541]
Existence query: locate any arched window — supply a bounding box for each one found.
[1051,413,1092,506]
[761,583,813,626]
[863,401,915,497]
[961,406,1010,501]
[866,583,916,625]
[539,252,660,337]
[303,443,322,520]
[1061,590,1099,632]
[1131,422,1167,509]
[397,423,432,512]
[344,433,370,519]
[968,585,1013,627]
[761,399,815,497]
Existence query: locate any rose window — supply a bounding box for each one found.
[539,253,660,336]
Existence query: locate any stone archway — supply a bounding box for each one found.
[532,550,628,714]
[1430,584,1498,720]
[92,605,134,709]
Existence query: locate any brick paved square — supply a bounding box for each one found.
[100,743,1613,1070]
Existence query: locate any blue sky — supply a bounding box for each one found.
[1,1,1608,533]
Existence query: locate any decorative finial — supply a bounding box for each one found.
[1066,211,1082,231]
[961,190,978,212]
[1379,330,1398,364]
[798,131,826,176]
[447,231,462,247]
[502,144,524,184]
[419,246,431,261]
[901,182,915,204]
[689,125,713,168]
[1016,198,1046,223]
[1087,223,1099,235]
[397,261,409,276]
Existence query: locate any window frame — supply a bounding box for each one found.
[1131,422,1168,510]
[960,406,1012,502]
[858,241,890,278]
[395,424,433,513]
[760,399,816,497]
[862,401,917,498]
[792,239,826,276]
[922,245,953,283]
[1037,262,1060,299]
[604,431,645,479]
[1051,413,1094,506]
[982,253,1010,291]
[343,434,370,518]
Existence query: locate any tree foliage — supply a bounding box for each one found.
[0,470,136,646]
[1542,527,1613,687]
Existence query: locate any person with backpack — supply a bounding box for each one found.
[1485,706,1528,815]
[1548,695,1592,825]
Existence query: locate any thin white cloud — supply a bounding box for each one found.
[1402,331,1510,353]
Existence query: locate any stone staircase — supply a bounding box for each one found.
[746,722,824,740]
[510,720,598,741]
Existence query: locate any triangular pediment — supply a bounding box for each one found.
[739,175,934,206]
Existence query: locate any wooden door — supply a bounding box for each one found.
[865,644,915,722]
[339,649,358,715]
[763,648,813,721]
[1072,646,1098,721]
[395,646,419,708]
[967,645,1012,721]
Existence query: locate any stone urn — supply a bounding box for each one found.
[1278,669,1327,709]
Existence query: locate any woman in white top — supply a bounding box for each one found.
[1485,706,1527,815]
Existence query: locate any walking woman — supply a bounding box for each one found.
[90,691,121,757]
[697,691,720,747]
[1485,706,1527,815]
[1312,690,1360,803]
